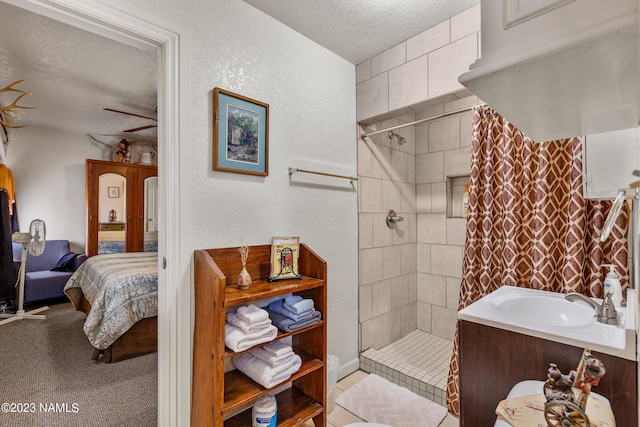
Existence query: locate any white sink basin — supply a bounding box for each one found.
[495,294,595,327]
[458,286,637,361]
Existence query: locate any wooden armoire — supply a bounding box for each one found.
[86,159,157,256]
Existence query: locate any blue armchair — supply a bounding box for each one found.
[12,239,87,304]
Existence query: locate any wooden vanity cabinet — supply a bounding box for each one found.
[86,159,157,256]
[458,320,637,427]
[192,244,327,427]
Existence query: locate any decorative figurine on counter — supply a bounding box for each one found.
[575,354,606,411]
[236,242,252,290]
[544,363,576,403]
[543,348,605,427]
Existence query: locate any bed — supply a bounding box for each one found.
[64,252,158,363]
[97,231,159,254]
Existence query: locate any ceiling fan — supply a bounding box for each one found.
[104,107,157,133]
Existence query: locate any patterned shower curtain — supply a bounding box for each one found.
[445,106,629,414]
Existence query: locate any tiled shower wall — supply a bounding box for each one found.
[357,3,480,350]
[358,95,477,350]
[415,95,477,341]
[358,114,418,351]
[355,5,480,123]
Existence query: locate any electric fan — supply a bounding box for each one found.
[0,219,49,325]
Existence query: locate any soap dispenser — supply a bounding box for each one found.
[602,264,623,307]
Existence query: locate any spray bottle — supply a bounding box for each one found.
[602,264,623,307]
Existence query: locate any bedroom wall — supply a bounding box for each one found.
[124,0,359,416]
[5,126,106,253]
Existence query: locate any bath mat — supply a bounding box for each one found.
[335,373,448,427]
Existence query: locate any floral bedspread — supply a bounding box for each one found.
[64,252,158,350]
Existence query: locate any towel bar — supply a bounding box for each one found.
[288,167,358,183]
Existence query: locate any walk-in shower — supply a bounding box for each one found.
[358,100,483,408]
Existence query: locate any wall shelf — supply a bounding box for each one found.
[446,175,470,219]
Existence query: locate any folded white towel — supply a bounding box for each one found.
[283,295,315,315]
[224,323,277,352]
[249,345,294,367]
[232,352,302,389]
[226,311,272,334]
[262,340,292,357]
[236,304,269,324]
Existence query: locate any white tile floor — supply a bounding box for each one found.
[301,370,459,426]
[360,330,454,406]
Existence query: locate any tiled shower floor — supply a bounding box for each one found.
[359,330,454,406]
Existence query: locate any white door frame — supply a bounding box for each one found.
[0,1,189,426]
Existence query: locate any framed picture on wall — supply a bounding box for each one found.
[107,186,119,198]
[212,87,269,176]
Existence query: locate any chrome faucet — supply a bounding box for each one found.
[565,292,619,325]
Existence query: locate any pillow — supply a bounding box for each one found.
[50,252,79,272]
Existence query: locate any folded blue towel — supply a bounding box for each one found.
[266,307,321,332]
[283,295,315,315]
[268,299,314,321]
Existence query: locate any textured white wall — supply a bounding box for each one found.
[6,126,105,253]
[7,3,359,424]
[125,0,359,376]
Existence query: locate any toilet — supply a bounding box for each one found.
[494,380,611,427]
[344,423,393,427]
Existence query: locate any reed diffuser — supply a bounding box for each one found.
[236,242,252,289]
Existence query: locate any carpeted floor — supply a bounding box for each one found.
[0,301,157,427]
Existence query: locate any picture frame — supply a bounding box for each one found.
[107,186,119,198]
[269,236,302,282]
[213,87,269,176]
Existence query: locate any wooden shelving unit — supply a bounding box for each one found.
[192,244,327,427]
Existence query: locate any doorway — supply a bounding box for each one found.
[0,0,186,425]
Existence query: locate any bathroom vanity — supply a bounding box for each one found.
[457,286,637,427]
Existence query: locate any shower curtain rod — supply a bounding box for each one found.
[360,104,486,139]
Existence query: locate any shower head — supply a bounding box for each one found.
[388,130,406,145]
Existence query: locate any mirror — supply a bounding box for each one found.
[582,127,639,200]
[143,176,158,252]
[98,172,127,254]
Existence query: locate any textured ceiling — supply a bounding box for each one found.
[0,1,158,143]
[0,0,480,144]
[243,0,481,64]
